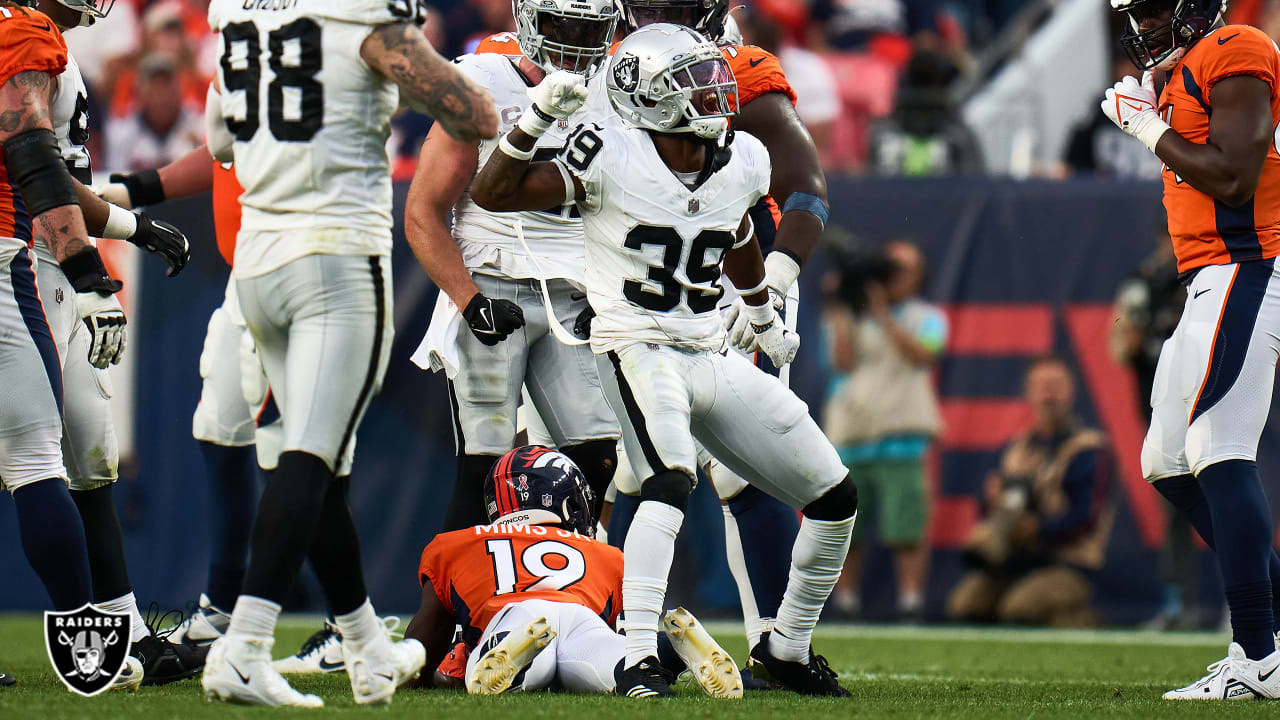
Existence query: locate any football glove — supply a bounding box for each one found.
[75,291,126,369]
[463,293,525,345]
[724,291,783,352]
[739,301,799,368]
[1101,71,1169,153]
[130,212,190,277]
[519,71,588,137]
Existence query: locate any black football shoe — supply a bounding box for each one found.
[614,656,677,698]
[132,632,209,685]
[750,632,850,697]
[0,672,15,687]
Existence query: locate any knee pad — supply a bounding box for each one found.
[802,475,858,521]
[640,470,694,511]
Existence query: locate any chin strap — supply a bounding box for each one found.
[695,129,735,187]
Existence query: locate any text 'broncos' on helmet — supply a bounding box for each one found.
[619,0,729,41]
[606,23,738,140]
[484,446,597,536]
[513,0,619,77]
[1112,0,1228,70]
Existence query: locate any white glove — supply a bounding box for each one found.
[1101,71,1170,153]
[74,291,126,369]
[93,182,133,209]
[725,292,782,351]
[739,301,799,367]
[519,70,588,136]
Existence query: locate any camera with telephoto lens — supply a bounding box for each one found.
[832,245,899,313]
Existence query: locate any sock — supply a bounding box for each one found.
[200,442,258,610]
[241,451,331,604]
[307,477,367,616]
[13,478,92,610]
[1197,461,1274,660]
[899,591,923,615]
[443,454,501,532]
[721,504,761,648]
[334,598,383,652]
[623,501,683,666]
[70,484,132,602]
[98,592,149,642]
[726,485,799,647]
[771,516,854,663]
[1156,472,1280,634]
[608,492,641,550]
[227,594,281,639]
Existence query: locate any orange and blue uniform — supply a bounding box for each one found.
[211,161,242,267]
[418,524,623,646]
[1159,24,1280,273]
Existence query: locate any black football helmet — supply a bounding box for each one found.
[1113,0,1227,70]
[620,0,730,41]
[484,446,597,537]
[20,0,115,27]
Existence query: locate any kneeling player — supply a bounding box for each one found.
[406,446,740,698]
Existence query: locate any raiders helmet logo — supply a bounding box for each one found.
[45,604,132,697]
[613,54,639,93]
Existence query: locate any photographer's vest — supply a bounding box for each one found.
[823,298,943,447]
[999,426,1116,571]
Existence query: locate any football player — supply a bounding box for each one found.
[199,0,497,708]
[1107,0,1280,700]
[405,0,621,533]
[407,446,740,697]
[22,0,200,688]
[470,25,856,698]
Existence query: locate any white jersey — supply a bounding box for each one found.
[556,124,771,354]
[209,0,416,276]
[35,51,91,266]
[450,53,612,286]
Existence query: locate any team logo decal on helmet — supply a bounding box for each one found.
[484,446,597,536]
[44,604,132,696]
[614,54,640,93]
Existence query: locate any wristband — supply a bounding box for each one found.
[734,277,768,296]
[744,299,774,327]
[60,247,123,295]
[110,169,165,207]
[102,203,138,240]
[764,251,801,295]
[517,105,555,138]
[498,134,535,161]
[1130,113,1171,154]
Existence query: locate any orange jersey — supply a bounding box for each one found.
[0,6,67,245]
[419,524,623,645]
[474,31,522,56]
[211,162,242,267]
[1159,25,1280,272]
[719,44,796,108]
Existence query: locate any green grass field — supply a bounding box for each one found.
[0,615,1274,719]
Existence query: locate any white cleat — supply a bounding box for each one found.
[466,617,556,695]
[166,594,230,646]
[272,622,344,674]
[344,635,426,706]
[109,656,144,692]
[1163,643,1280,700]
[202,635,323,708]
[661,607,743,699]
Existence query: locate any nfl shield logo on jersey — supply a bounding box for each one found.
[44,604,132,697]
[542,493,554,507]
[688,197,700,214]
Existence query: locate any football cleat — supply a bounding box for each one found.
[1162,643,1280,700]
[202,635,324,708]
[272,622,344,674]
[466,617,556,695]
[165,594,230,646]
[108,656,143,692]
[750,632,850,697]
[132,632,209,685]
[0,673,14,687]
[343,634,426,706]
[661,607,742,699]
[434,641,470,688]
[615,656,677,698]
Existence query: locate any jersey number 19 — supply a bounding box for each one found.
[221,19,324,143]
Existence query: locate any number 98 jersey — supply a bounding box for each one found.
[209,0,424,264]
[418,524,623,644]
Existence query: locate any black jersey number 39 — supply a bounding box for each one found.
[221,19,324,143]
[624,226,735,314]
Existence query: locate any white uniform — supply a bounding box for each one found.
[417,53,617,457]
[210,0,405,475]
[467,598,623,693]
[31,52,118,491]
[558,123,845,508]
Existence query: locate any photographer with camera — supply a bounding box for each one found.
[822,239,945,620]
[946,356,1116,627]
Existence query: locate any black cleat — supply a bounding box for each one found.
[750,632,850,697]
[614,656,677,698]
[742,664,780,691]
[132,632,209,685]
[0,673,15,687]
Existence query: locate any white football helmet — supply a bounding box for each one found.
[27,0,115,27]
[513,0,619,77]
[606,23,737,140]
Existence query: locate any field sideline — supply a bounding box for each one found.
[0,614,1273,719]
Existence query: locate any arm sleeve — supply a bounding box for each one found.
[0,9,67,87]
[1038,448,1110,545]
[1199,26,1279,99]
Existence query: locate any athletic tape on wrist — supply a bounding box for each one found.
[517,106,555,137]
[782,191,829,228]
[498,134,535,161]
[102,204,138,240]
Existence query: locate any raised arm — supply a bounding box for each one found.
[404,123,482,308]
[360,23,498,142]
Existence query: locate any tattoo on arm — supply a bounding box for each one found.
[0,71,53,139]
[363,24,498,142]
[34,205,92,264]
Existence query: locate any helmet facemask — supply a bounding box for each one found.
[515,0,618,77]
[1116,0,1221,70]
[54,0,115,27]
[618,45,738,139]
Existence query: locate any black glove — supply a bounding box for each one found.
[130,212,190,277]
[573,304,595,340]
[463,293,525,345]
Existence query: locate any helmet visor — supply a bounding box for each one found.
[536,9,617,75]
[673,56,737,118]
